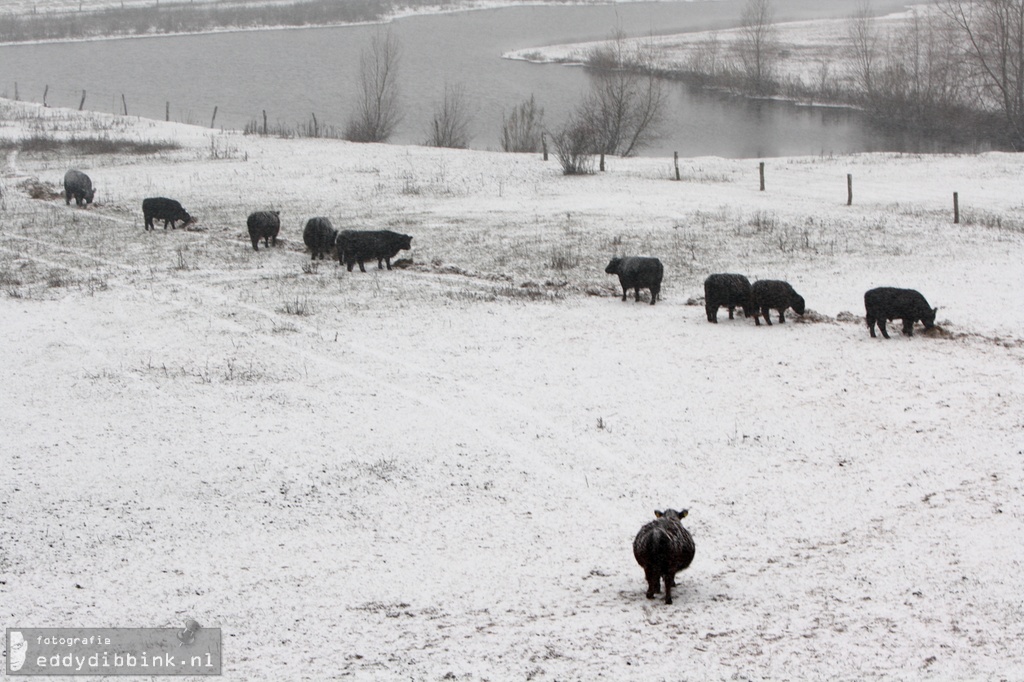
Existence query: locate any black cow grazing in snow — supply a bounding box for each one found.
[864,287,937,338]
[704,273,752,323]
[605,256,664,305]
[336,229,413,272]
[302,217,338,261]
[633,508,696,605]
[63,169,95,207]
[247,211,281,251]
[142,197,195,231]
[750,279,805,326]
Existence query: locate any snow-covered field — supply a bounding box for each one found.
[2,99,1023,680]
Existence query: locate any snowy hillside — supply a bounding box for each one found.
[2,99,1023,680]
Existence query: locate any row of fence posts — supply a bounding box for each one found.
[19,82,223,127]
[16,83,968,224]
[758,161,961,224]
[27,85,318,135]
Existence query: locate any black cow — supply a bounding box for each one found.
[302,217,338,261]
[750,279,805,326]
[336,229,412,272]
[633,508,696,605]
[605,256,664,305]
[864,287,937,338]
[142,197,195,231]
[63,169,94,207]
[704,273,752,323]
[247,211,281,251]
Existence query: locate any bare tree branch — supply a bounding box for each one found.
[345,28,403,143]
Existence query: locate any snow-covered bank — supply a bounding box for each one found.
[505,6,925,94]
[2,100,1023,680]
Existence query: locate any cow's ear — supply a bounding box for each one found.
[679,509,688,518]
[654,510,663,518]
[933,307,938,315]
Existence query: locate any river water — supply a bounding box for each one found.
[0,0,981,157]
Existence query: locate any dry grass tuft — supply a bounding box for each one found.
[18,177,62,201]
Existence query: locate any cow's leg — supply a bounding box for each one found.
[644,569,659,599]
[879,319,890,339]
[762,307,773,325]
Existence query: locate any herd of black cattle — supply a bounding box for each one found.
[65,168,938,341]
[603,251,935,339]
[62,167,944,605]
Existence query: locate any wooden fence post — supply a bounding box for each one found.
[759,161,765,191]
[262,109,268,136]
[311,112,318,137]
[43,85,48,107]
[210,105,218,128]
[847,173,853,206]
[542,132,548,161]
[14,82,18,101]
[674,151,680,181]
[166,101,170,121]
[600,151,605,172]
[953,192,959,224]
[79,90,86,110]
[121,93,128,115]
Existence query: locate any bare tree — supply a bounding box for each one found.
[550,116,597,175]
[577,29,666,157]
[345,28,402,143]
[847,1,881,96]
[850,4,972,131]
[737,0,779,93]
[425,83,473,148]
[500,95,545,152]
[687,31,723,82]
[941,0,1024,143]
[885,8,966,120]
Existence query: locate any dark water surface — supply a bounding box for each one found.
[0,0,980,157]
